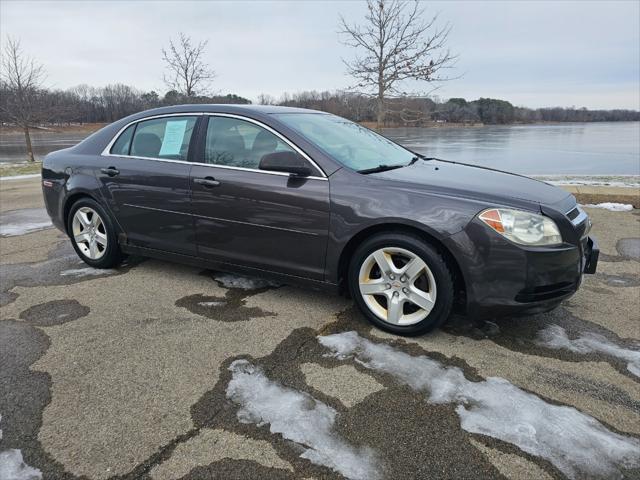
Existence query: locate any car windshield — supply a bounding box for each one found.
[273,113,416,172]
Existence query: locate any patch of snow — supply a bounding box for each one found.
[0,208,52,237]
[226,359,380,480]
[0,174,41,182]
[536,324,640,379]
[213,273,281,290]
[582,203,634,212]
[60,267,116,277]
[198,301,226,307]
[0,416,42,480]
[0,450,42,480]
[533,175,640,188]
[0,221,52,237]
[319,332,640,480]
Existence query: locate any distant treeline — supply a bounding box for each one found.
[275,91,640,125]
[1,84,638,127]
[0,84,251,126]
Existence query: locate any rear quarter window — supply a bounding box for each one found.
[109,124,135,155]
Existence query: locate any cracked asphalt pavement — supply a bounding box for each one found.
[1,177,639,479]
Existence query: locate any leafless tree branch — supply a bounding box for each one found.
[0,36,46,161]
[339,0,457,127]
[161,33,216,97]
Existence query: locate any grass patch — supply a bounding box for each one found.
[0,162,42,177]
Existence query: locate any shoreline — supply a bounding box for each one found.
[1,120,638,135]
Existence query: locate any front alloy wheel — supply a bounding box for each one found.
[349,233,454,335]
[359,247,437,326]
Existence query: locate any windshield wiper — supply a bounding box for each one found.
[358,155,430,174]
[357,164,407,174]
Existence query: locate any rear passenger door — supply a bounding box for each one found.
[190,115,330,280]
[97,114,200,255]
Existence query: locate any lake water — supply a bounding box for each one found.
[383,122,639,175]
[1,122,638,176]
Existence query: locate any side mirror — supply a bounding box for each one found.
[259,151,311,177]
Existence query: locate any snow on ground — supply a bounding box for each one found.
[534,175,640,188]
[197,301,226,307]
[0,208,52,237]
[582,203,634,212]
[213,273,281,290]
[59,267,116,277]
[536,324,640,378]
[226,360,380,480]
[0,415,42,480]
[319,332,640,480]
[0,451,42,480]
[0,174,41,182]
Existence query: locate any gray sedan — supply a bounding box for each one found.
[42,105,598,335]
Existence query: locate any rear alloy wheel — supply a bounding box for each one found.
[72,207,108,260]
[349,233,454,335]
[67,198,123,269]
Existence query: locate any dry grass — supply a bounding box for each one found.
[0,162,42,177]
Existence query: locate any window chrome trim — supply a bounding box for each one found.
[100,111,328,180]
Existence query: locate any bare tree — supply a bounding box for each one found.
[256,93,277,105]
[0,36,46,162]
[339,0,456,128]
[161,33,215,97]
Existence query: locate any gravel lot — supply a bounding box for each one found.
[1,177,639,480]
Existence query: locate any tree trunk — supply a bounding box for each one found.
[24,126,35,162]
[376,95,385,129]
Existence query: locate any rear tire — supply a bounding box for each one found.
[67,198,123,269]
[348,232,454,336]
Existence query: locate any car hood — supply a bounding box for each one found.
[371,159,574,210]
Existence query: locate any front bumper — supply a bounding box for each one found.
[583,236,599,275]
[444,217,599,319]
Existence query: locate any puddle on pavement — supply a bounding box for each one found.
[0,320,75,479]
[175,292,275,323]
[595,273,640,287]
[18,300,90,327]
[616,238,640,261]
[0,241,143,306]
[0,208,52,237]
[209,272,282,290]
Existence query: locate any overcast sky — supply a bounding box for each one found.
[2,0,639,109]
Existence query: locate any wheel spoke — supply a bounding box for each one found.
[407,288,435,313]
[402,257,426,283]
[77,211,91,227]
[89,238,98,258]
[386,296,404,324]
[95,231,107,246]
[74,232,89,244]
[373,250,395,276]
[360,279,388,295]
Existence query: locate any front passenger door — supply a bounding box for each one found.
[190,115,330,280]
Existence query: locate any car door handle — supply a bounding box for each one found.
[100,167,120,177]
[194,177,220,188]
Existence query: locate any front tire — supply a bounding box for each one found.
[348,232,454,336]
[67,198,123,269]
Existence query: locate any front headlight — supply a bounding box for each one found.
[478,208,562,246]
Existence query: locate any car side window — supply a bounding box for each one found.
[128,116,198,161]
[204,117,296,169]
[110,124,135,155]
